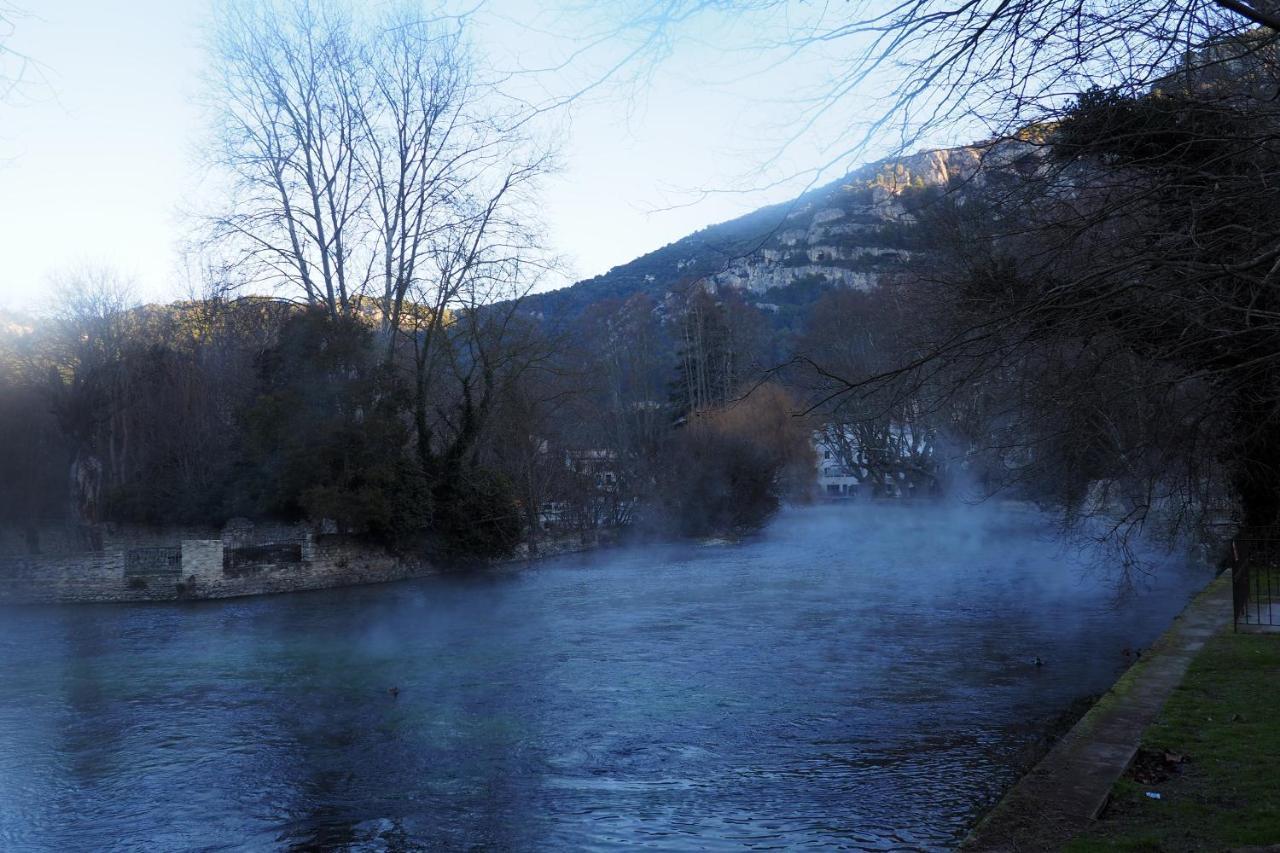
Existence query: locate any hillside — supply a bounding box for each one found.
[523,143,1026,322]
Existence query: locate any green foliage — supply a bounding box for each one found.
[430,467,522,560]
[1057,86,1256,171]
[230,309,430,545]
[103,477,229,527]
[1066,630,1280,852]
[760,274,831,306]
[98,343,236,525]
[660,426,781,536]
[0,381,69,526]
[897,182,944,214]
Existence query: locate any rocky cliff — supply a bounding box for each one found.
[525,142,1032,321]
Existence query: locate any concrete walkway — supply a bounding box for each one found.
[962,570,1233,852]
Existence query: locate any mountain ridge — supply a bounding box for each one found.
[524,142,1018,322]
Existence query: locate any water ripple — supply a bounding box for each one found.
[0,504,1208,851]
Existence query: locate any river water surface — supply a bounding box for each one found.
[0,504,1210,851]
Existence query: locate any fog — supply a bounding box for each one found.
[0,502,1210,850]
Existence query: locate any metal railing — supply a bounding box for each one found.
[1232,539,1279,630]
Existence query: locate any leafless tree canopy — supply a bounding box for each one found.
[201,0,559,530]
[585,0,1280,542]
[0,2,43,104]
[785,32,1280,548]
[600,0,1277,174]
[204,0,551,327]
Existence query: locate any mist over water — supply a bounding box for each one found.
[0,504,1210,851]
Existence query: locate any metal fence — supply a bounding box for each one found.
[124,547,182,578]
[222,541,305,577]
[1232,539,1280,630]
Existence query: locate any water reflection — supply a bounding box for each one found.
[0,504,1209,851]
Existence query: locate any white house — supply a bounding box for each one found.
[813,429,914,500]
[814,433,863,499]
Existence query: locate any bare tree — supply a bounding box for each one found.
[206,0,552,402]
[0,2,42,104]
[362,8,478,352]
[797,287,956,498]
[392,148,551,459]
[205,0,550,320]
[590,0,1280,547]
[788,53,1280,542]
[672,287,769,418]
[35,268,135,534]
[587,293,670,469]
[602,0,1278,179]
[207,0,371,317]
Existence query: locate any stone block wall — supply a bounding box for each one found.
[0,520,619,605]
[0,521,436,604]
[0,522,221,558]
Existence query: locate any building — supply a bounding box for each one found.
[564,448,620,492]
[815,434,864,499]
[813,430,912,500]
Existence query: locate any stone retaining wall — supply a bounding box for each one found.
[0,522,223,558]
[0,521,435,604]
[0,521,620,604]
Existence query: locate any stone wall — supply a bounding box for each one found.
[505,529,621,562]
[0,520,435,605]
[0,521,625,605]
[0,522,222,558]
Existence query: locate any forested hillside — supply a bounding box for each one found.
[522,144,1007,326]
[8,24,1280,561]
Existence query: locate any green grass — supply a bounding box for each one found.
[1065,630,1280,852]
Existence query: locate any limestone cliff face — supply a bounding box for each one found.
[703,143,1033,294]
[524,141,1036,320]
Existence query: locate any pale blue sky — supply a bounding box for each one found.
[0,1,906,309]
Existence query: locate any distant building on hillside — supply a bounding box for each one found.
[536,446,634,532]
[564,448,619,492]
[813,430,910,500]
[815,434,864,499]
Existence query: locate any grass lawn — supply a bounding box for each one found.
[1065,630,1280,852]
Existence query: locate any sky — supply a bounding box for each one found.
[0,0,892,310]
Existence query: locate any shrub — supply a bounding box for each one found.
[656,383,815,537]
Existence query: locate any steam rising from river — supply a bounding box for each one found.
[0,502,1211,850]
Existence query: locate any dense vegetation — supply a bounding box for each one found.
[0,283,817,557]
[8,0,1280,566]
[1067,629,1280,851]
[11,52,1279,561]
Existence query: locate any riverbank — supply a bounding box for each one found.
[0,504,1210,849]
[1063,624,1280,851]
[0,518,618,605]
[963,571,1232,851]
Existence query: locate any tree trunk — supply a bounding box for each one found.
[1234,398,1280,535]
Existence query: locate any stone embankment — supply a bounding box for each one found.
[0,520,613,604]
[962,570,1232,851]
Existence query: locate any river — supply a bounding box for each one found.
[0,504,1211,851]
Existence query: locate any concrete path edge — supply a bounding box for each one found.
[961,569,1233,852]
